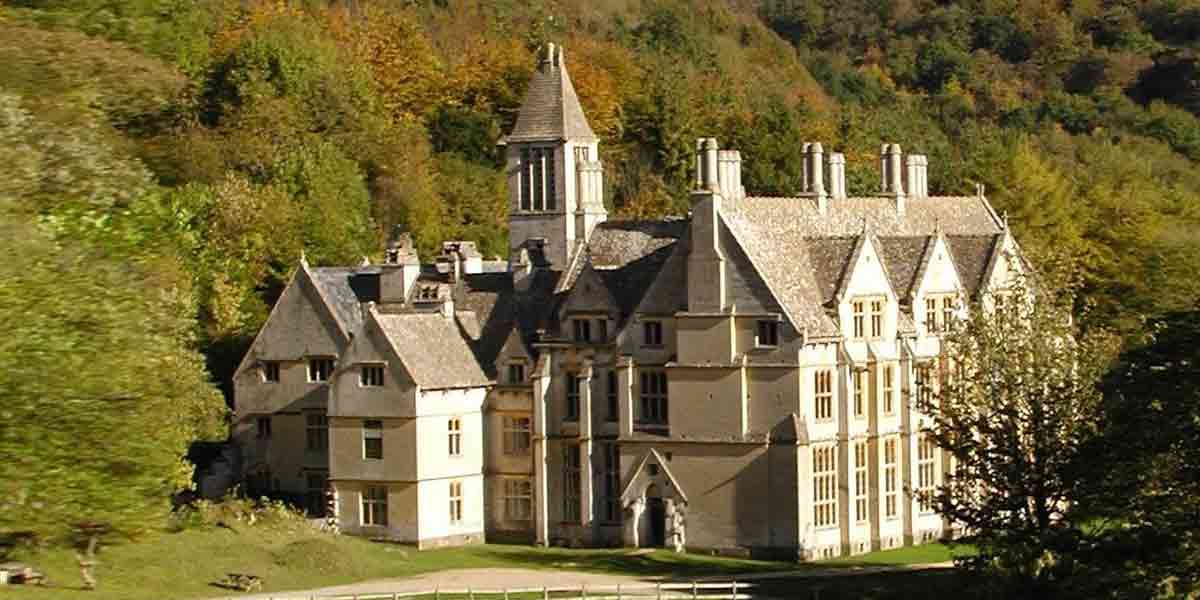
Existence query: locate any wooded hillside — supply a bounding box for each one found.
[2,0,1199,390]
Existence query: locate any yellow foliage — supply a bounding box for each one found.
[328,6,448,124]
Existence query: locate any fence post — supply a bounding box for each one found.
[732,581,738,600]
[393,592,400,600]
[544,586,549,600]
[657,582,663,600]
[505,589,510,600]
[692,581,698,600]
[436,587,441,600]
[470,587,475,600]
[617,584,623,600]
[582,584,588,600]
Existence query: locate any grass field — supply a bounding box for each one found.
[6,521,971,600]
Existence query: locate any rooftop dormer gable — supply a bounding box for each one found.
[836,233,903,341]
[913,232,966,301]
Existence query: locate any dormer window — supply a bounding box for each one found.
[572,318,592,343]
[308,358,334,382]
[507,362,526,384]
[924,294,957,334]
[852,301,865,338]
[642,320,663,347]
[756,320,779,347]
[261,361,280,383]
[519,147,557,212]
[870,300,884,337]
[360,365,385,387]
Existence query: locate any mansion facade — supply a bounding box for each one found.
[232,43,1023,559]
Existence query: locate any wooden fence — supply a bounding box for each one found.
[260,581,756,600]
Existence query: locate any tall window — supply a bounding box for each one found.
[918,433,937,514]
[363,420,383,460]
[757,320,779,347]
[853,370,866,418]
[565,375,581,421]
[814,369,833,421]
[883,438,898,518]
[852,301,865,338]
[605,370,618,421]
[642,320,663,347]
[925,297,939,333]
[507,362,526,384]
[261,361,280,383]
[855,441,869,523]
[813,445,838,528]
[504,478,532,521]
[573,319,592,343]
[305,412,328,452]
[638,370,668,425]
[448,418,462,457]
[360,365,384,387]
[308,358,334,382]
[520,148,532,211]
[502,416,531,455]
[362,485,388,526]
[870,300,884,337]
[602,444,620,522]
[942,296,955,331]
[449,480,463,524]
[916,365,933,405]
[883,365,895,414]
[256,416,272,439]
[563,445,581,522]
[520,147,556,211]
[305,472,326,516]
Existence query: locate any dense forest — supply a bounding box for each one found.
[1,1,1199,593]
[4,0,1200,388]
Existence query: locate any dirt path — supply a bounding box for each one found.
[215,568,654,600]
[211,562,955,600]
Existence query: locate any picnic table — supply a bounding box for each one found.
[0,562,47,586]
[216,572,262,592]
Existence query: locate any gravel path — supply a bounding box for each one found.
[210,561,956,600]
[215,568,655,600]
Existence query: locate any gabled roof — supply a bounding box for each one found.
[506,46,596,143]
[619,448,689,506]
[947,234,1004,298]
[308,266,380,335]
[877,236,931,302]
[559,219,686,322]
[718,195,1004,338]
[805,236,857,305]
[371,311,491,390]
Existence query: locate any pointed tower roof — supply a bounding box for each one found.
[507,43,596,143]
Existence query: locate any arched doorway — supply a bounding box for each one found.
[644,485,666,548]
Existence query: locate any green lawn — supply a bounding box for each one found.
[7,522,966,600]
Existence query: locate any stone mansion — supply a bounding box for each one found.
[233,44,1023,559]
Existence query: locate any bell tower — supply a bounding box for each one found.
[505,43,606,269]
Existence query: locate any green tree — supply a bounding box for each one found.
[920,256,1117,596]
[0,94,225,589]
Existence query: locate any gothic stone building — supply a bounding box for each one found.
[233,44,1024,559]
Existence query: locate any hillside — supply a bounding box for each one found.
[2,0,1198,386]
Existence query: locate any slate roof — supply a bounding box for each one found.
[556,220,686,322]
[309,267,380,335]
[947,234,1004,298]
[372,312,491,389]
[506,48,596,143]
[877,236,933,301]
[719,195,1004,337]
[805,237,857,305]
